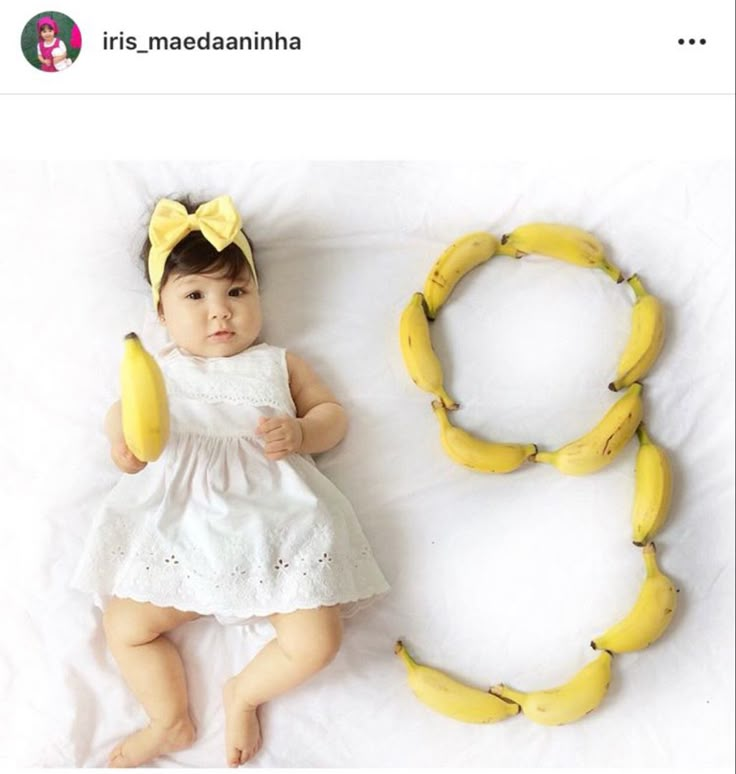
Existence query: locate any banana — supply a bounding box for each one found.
[490,651,612,726]
[591,542,677,653]
[431,400,536,473]
[395,641,520,723]
[120,332,170,462]
[609,274,665,391]
[533,383,643,475]
[632,423,672,545]
[399,293,459,409]
[422,232,500,319]
[498,223,624,282]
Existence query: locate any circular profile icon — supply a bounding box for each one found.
[20,11,82,73]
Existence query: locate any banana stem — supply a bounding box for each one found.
[627,274,647,299]
[490,684,524,706]
[532,450,554,464]
[642,542,659,578]
[636,422,652,446]
[419,294,432,320]
[394,641,417,671]
[431,400,451,428]
[438,391,460,411]
[601,261,624,283]
[495,241,519,258]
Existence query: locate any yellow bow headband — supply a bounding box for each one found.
[148,194,257,306]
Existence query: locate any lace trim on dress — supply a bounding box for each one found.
[165,376,293,412]
[100,588,386,623]
[159,343,297,414]
[74,519,388,621]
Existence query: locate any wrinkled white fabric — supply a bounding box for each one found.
[3,161,733,768]
[71,343,390,623]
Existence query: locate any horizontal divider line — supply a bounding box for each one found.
[4,92,734,97]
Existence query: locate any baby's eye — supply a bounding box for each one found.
[229,287,247,297]
[186,291,203,300]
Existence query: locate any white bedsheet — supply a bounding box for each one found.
[0,161,733,768]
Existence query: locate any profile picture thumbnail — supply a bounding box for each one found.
[20,11,82,73]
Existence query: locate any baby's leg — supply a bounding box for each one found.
[102,597,201,767]
[223,605,342,767]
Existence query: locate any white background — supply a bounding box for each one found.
[0,159,733,770]
[1,2,734,159]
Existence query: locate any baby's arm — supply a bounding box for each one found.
[256,352,347,460]
[105,400,147,474]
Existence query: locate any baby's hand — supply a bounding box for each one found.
[255,415,304,461]
[111,439,148,474]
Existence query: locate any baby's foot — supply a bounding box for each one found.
[223,677,263,766]
[107,718,196,768]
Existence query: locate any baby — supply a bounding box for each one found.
[71,195,389,767]
[36,17,71,72]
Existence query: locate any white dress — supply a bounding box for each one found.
[38,39,72,70]
[71,343,390,624]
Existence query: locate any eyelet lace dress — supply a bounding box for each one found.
[71,343,390,624]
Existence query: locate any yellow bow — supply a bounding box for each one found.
[148,194,257,306]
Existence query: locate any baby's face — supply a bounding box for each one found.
[40,27,55,41]
[158,267,262,357]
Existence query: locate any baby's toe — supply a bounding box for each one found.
[241,738,262,764]
[228,748,242,768]
[107,745,124,768]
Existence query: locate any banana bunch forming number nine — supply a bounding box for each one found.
[432,400,536,474]
[591,542,678,653]
[489,651,613,726]
[610,274,665,392]
[631,423,672,545]
[497,222,624,283]
[422,231,499,320]
[399,292,459,410]
[533,383,643,475]
[395,224,676,728]
[395,641,519,723]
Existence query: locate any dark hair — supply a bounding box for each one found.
[140,196,257,307]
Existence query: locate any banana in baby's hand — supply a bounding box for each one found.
[120,332,170,462]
